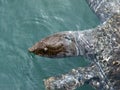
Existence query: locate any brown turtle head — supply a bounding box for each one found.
[28,32,78,58]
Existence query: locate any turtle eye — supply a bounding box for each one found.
[44,47,48,51]
[42,48,48,53]
[40,48,48,54]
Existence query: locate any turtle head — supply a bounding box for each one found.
[28,32,78,58]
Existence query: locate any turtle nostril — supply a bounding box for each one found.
[28,48,32,52]
[28,47,35,52]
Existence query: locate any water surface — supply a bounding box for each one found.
[0,0,100,90]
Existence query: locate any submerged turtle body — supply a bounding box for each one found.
[93,13,120,90]
[43,13,120,90]
[29,0,120,90]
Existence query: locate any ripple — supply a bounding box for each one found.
[54,16,64,22]
[19,16,53,33]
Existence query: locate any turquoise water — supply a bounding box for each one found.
[0,0,100,90]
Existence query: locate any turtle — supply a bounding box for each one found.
[28,0,120,90]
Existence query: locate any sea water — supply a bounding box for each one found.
[0,0,100,90]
